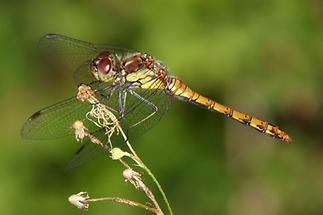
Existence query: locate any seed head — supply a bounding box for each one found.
[68,192,90,210]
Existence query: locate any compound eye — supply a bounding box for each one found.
[98,56,112,75]
[94,52,112,75]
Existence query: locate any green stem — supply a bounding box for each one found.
[115,117,173,214]
[136,160,173,215]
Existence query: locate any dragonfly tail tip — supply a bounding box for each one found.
[283,135,293,144]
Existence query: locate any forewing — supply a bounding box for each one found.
[39,34,136,85]
[21,97,94,139]
[38,34,98,82]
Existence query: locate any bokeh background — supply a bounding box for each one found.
[1,0,322,214]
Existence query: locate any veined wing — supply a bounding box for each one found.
[21,78,115,139]
[120,82,171,140]
[21,97,93,139]
[65,129,107,170]
[39,34,136,85]
[21,78,170,139]
[40,33,133,55]
[22,77,170,168]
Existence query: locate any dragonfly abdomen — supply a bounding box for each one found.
[167,77,292,143]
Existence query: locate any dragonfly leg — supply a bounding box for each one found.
[128,90,158,128]
[93,84,121,113]
[118,89,128,117]
[95,84,115,100]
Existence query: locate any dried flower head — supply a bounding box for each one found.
[123,168,143,189]
[71,120,87,141]
[68,192,90,210]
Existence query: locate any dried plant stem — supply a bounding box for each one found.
[73,121,164,215]
[88,197,158,214]
[73,122,164,214]
[74,84,173,215]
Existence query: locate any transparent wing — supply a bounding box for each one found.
[21,78,118,140]
[39,34,136,85]
[121,84,171,140]
[21,98,91,139]
[39,33,134,55]
[65,129,107,170]
[38,34,98,84]
[21,80,170,167]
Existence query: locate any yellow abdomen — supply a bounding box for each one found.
[167,77,292,143]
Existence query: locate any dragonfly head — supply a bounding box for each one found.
[91,52,114,81]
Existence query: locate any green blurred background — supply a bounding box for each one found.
[1,0,322,214]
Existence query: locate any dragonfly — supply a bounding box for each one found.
[21,34,291,166]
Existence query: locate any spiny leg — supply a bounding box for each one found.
[118,89,128,117]
[128,89,158,128]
